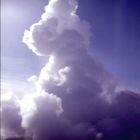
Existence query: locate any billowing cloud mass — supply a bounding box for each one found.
[1,92,25,138]
[1,0,140,140]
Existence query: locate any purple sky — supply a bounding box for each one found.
[1,0,140,91]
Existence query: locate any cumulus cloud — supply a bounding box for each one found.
[23,0,118,139]
[1,0,140,140]
[22,0,91,56]
[1,92,25,139]
[19,91,63,129]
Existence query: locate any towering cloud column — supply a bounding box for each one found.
[21,0,118,139]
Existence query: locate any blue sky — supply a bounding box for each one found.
[1,0,140,92]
